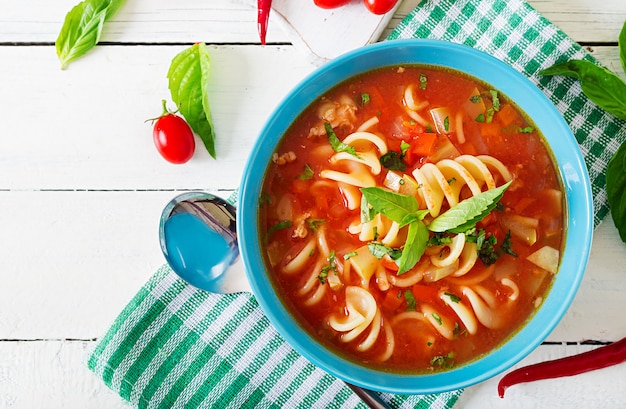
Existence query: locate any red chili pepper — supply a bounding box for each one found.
[498,336,626,398]
[257,0,272,45]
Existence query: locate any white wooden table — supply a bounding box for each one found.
[2,0,626,407]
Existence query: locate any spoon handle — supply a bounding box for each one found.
[346,383,391,409]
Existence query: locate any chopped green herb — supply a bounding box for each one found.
[325,122,359,157]
[485,107,495,123]
[425,124,434,133]
[265,220,291,241]
[430,353,456,369]
[400,140,411,155]
[367,242,402,260]
[518,126,535,133]
[469,95,482,103]
[490,90,501,111]
[318,251,338,284]
[444,116,450,132]
[453,322,468,338]
[361,93,370,106]
[419,73,428,90]
[405,290,417,311]
[306,218,325,231]
[372,226,379,241]
[500,230,518,257]
[379,150,407,171]
[428,233,452,246]
[343,251,358,260]
[447,177,457,185]
[432,312,443,325]
[444,292,461,303]
[475,113,485,123]
[259,192,272,206]
[298,163,314,180]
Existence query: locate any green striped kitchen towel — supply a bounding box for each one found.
[88,0,624,407]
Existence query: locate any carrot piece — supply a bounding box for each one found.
[381,290,405,312]
[380,255,399,272]
[404,133,437,165]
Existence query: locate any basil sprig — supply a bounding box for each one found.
[168,43,218,158]
[56,0,125,69]
[361,181,511,274]
[540,21,626,242]
[540,60,626,120]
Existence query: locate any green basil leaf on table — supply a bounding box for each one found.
[55,0,125,69]
[607,141,626,243]
[168,43,218,159]
[539,60,626,120]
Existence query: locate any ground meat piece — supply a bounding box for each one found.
[272,151,296,165]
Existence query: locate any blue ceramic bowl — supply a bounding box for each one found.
[238,39,593,394]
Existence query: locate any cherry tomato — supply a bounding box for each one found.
[152,101,195,164]
[314,0,351,9]
[363,0,398,15]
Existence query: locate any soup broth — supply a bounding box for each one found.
[259,65,564,373]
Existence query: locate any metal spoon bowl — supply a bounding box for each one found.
[158,191,389,409]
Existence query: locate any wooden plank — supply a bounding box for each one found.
[0,190,182,339]
[0,45,316,190]
[1,45,622,191]
[2,340,624,408]
[0,341,129,408]
[1,0,624,45]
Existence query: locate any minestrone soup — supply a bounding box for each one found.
[259,65,564,372]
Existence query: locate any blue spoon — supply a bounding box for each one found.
[159,191,250,294]
[158,191,390,409]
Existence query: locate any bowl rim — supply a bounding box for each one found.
[238,39,593,394]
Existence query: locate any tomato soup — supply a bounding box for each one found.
[259,66,564,373]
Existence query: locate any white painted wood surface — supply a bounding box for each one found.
[1,0,626,407]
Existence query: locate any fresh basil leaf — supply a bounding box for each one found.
[55,0,125,69]
[428,181,512,233]
[540,60,626,120]
[324,123,359,157]
[607,140,626,243]
[168,43,217,158]
[398,220,429,274]
[617,21,626,72]
[360,187,419,225]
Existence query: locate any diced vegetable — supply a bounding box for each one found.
[429,107,455,134]
[500,214,538,246]
[383,170,404,192]
[527,246,560,274]
[463,87,486,120]
[404,133,437,165]
[349,244,380,281]
[428,136,461,162]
